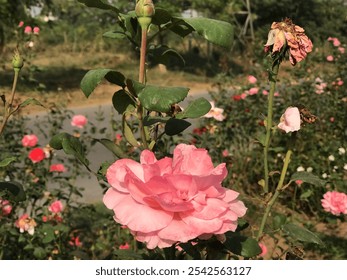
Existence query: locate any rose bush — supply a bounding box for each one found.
[104,144,247,249]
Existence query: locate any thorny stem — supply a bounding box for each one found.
[257,149,293,241]
[263,62,280,193]
[0,69,20,136]
[137,26,149,149]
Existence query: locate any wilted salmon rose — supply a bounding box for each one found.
[265,18,313,65]
[15,214,37,235]
[104,144,247,249]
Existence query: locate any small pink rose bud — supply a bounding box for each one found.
[18,21,24,28]
[135,0,155,18]
[24,26,32,34]
[33,26,40,35]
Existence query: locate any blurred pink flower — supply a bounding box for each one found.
[321,191,347,216]
[18,21,24,28]
[240,93,247,99]
[262,90,269,96]
[71,114,88,128]
[337,79,344,86]
[278,107,301,133]
[15,214,37,235]
[0,199,12,216]
[326,55,334,62]
[28,147,45,163]
[33,26,40,35]
[21,134,38,147]
[119,243,130,250]
[248,87,259,95]
[258,242,268,257]
[24,26,32,34]
[204,101,226,121]
[247,75,257,84]
[265,18,313,65]
[328,37,341,47]
[222,149,229,157]
[104,144,247,249]
[274,92,280,97]
[330,117,335,123]
[338,47,345,54]
[49,164,66,173]
[48,200,64,214]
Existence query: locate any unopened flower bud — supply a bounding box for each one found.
[135,0,155,29]
[12,49,24,70]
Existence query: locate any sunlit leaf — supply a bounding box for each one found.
[138,84,189,113]
[176,97,211,119]
[0,157,16,168]
[176,17,234,49]
[282,223,323,245]
[103,30,127,39]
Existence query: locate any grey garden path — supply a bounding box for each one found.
[26,90,210,204]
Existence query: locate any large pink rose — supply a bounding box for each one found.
[321,191,347,216]
[104,144,247,249]
[278,107,301,133]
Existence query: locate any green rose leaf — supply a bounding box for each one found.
[49,133,89,166]
[95,138,127,158]
[61,136,89,167]
[126,79,145,97]
[282,223,323,245]
[80,69,126,98]
[224,235,262,258]
[77,0,120,14]
[18,98,44,109]
[148,45,185,67]
[290,172,325,187]
[103,30,127,40]
[143,116,170,126]
[122,116,139,147]
[0,156,16,168]
[152,8,172,25]
[112,90,136,115]
[176,17,234,49]
[176,97,211,119]
[0,181,26,201]
[138,85,189,113]
[164,118,191,136]
[33,247,47,260]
